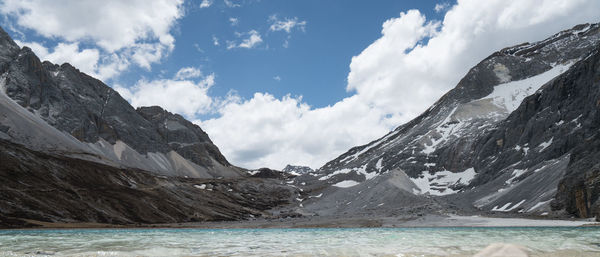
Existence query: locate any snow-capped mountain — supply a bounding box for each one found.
[298,23,600,219]
[282,165,315,175]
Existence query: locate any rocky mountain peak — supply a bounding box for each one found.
[282,165,314,175]
[0,25,237,178]
[136,105,231,167]
[0,26,20,65]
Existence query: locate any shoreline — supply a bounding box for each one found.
[4,214,598,230]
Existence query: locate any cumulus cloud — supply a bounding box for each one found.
[227,30,263,49]
[0,0,184,79]
[200,0,212,8]
[434,3,450,13]
[224,0,240,8]
[174,67,203,80]
[229,17,239,26]
[198,94,398,169]
[197,0,600,170]
[346,0,600,123]
[115,73,215,117]
[269,16,307,33]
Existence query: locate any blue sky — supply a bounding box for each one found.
[1,0,598,169]
[118,0,450,118]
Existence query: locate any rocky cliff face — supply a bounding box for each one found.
[0,26,240,179]
[298,23,600,219]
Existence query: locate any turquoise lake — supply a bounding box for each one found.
[1,227,599,256]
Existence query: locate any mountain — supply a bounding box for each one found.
[0,26,300,227]
[296,23,600,220]
[282,164,314,175]
[0,27,241,179]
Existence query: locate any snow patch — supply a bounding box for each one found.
[528,200,552,212]
[492,199,526,212]
[194,184,207,190]
[319,168,351,181]
[356,164,377,180]
[411,168,476,196]
[422,107,464,154]
[332,180,360,188]
[483,62,574,113]
[506,169,527,185]
[309,193,323,198]
[247,170,260,175]
[375,158,384,171]
[538,137,553,152]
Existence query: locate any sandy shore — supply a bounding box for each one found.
[8,214,598,230]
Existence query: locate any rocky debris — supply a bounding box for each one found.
[0,139,297,227]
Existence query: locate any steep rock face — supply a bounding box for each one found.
[0,26,238,178]
[302,23,600,217]
[451,45,600,215]
[135,106,231,167]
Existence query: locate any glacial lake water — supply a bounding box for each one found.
[1,227,599,256]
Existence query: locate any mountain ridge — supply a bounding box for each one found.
[0,26,241,179]
[293,23,600,220]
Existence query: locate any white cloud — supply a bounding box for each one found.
[115,73,215,117]
[199,94,398,170]
[0,0,184,79]
[269,16,307,33]
[229,17,239,26]
[434,3,450,13]
[200,0,213,8]
[43,43,100,74]
[174,67,203,80]
[273,76,281,81]
[196,0,600,170]
[15,40,129,81]
[346,0,600,124]
[227,30,263,49]
[224,0,240,8]
[212,35,220,46]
